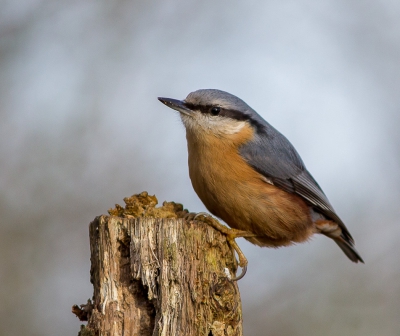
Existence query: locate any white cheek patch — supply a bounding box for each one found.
[183,113,247,135]
[213,119,247,135]
[180,114,200,133]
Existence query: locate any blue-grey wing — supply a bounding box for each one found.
[239,127,353,242]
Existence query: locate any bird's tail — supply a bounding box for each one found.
[316,220,364,263]
[334,236,364,263]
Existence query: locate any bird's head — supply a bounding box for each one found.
[158,89,265,138]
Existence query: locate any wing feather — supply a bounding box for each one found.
[240,126,353,242]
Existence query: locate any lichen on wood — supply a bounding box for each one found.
[75,192,243,336]
[107,191,186,219]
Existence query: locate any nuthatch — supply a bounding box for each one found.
[158,89,363,280]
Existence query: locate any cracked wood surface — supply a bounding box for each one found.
[85,214,243,336]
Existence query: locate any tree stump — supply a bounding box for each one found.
[73,192,243,336]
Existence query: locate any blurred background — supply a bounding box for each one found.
[1,0,399,335]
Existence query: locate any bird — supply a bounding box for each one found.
[158,89,363,280]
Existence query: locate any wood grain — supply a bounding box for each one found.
[79,211,243,336]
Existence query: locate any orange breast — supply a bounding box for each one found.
[186,123,314,247]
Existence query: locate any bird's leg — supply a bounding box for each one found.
[193,212,256,281]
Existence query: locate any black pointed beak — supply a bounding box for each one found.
[158,97,193,116]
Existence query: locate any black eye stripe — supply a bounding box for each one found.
[183,102,265,132]
[220,109,249,121]
[184,103,249,120]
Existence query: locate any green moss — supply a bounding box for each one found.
[208,248,224,271]
[163,240,178,268]
[78,325,95,336]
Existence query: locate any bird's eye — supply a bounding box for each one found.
[210,107,220,116]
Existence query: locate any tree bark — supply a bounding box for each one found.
[74,193,243,336]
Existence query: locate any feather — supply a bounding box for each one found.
[239,121,354,243]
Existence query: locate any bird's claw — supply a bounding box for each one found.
[192,212,252,281]
[231,264,247,281]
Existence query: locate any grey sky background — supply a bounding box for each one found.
[1,1,399,335]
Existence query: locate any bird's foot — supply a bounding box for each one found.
[194,212,256,281]
[179,211,197,221]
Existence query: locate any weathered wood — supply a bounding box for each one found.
[75,193,243,336]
